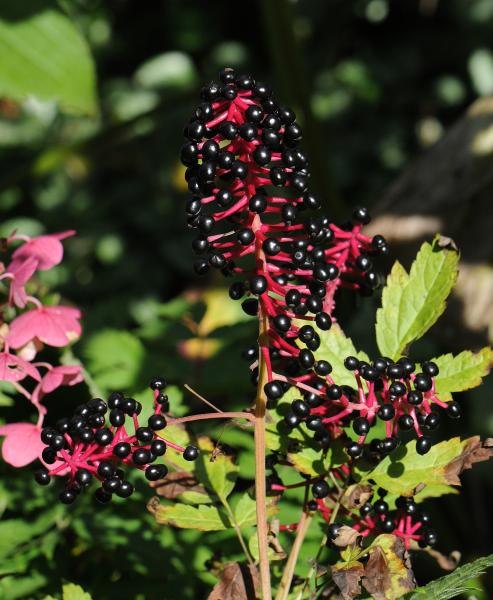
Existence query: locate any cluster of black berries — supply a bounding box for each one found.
[182,68,387,450]
[277,354,460,458]
[34,377,198,504]
[356,493,437,548]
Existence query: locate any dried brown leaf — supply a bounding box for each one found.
[331,564,364,600]
[444,437,493,484]
[341,484,373,510]
[207,562,259,600]
[149,470,206,499]
[332,526,361,548]
[362,536,416,600]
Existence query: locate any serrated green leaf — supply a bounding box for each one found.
[363,437,476,497]
[376,236,459,359]
[180,491,213,505]
[63,583,92,600]
[375,261,409,359]
[403,553,493,599]
[433,348,493,397]
[151,503,229,531]
[83,329,144,390]
[314,323,370,387]
[0,2,97,115]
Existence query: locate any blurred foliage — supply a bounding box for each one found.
[0,0,492,598]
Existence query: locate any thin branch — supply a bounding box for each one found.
[167,411,255,425]
[275,509,313,600]
[184,383,223,413]
[254,218,273,600]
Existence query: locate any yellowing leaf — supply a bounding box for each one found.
[376,236,459,360]
[62,583,92,600]
[198,289,252,336]
[433,348,493,396]
[362,535,416,599]
[364,436,493,497]
[178,337,222,360]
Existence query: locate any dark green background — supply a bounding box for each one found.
[0,1,492,598]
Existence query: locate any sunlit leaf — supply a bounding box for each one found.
[376,236,459,360]
[0,2,97,114]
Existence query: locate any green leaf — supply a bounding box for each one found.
[151,503,229,531]
[362,437,478,497]
[433,348,493,397]
[233,492,277,528]
[0,2,97,115]
[198,288,252,336]
[376,236,459,359]
[63,583,93,600]
[375,261,409,359]
[83,330,144,390]
[404,553,493,599]
[0,572,47,600]
[314,323,370,387]
[196,443,239,503]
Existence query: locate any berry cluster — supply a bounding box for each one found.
[267,460,436,550]
[281,355,460,457]
[34,377,198,504]
[181,67,387,420]
[352,494,437,549]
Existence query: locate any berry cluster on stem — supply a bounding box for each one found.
[34,377,199,504]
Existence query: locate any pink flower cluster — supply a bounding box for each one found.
[0,231,83,467]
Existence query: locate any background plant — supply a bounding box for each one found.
[1,1,493,599]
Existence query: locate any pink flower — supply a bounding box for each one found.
[3,257,39,308]
[31,365,83,405]
[8,306,82,349]
[0,351,41,382]
[0,422,44,467]
[11,230,75,271]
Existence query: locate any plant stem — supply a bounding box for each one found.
[295,475,349,600]
[168,411,254,425]
[275,510,313,600]
[255,306,272,600]
[221,499,257,569]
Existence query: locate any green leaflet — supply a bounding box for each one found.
[314,323,370,388]
[151,503,230,531]
[433,348,493,396]
[62,583,93,600]
[83,329,145,391]
[403,553,493,599]
[361,437,473,497]
[376,236,459,360]
[0,2,97,114]
[232,492,277,528]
